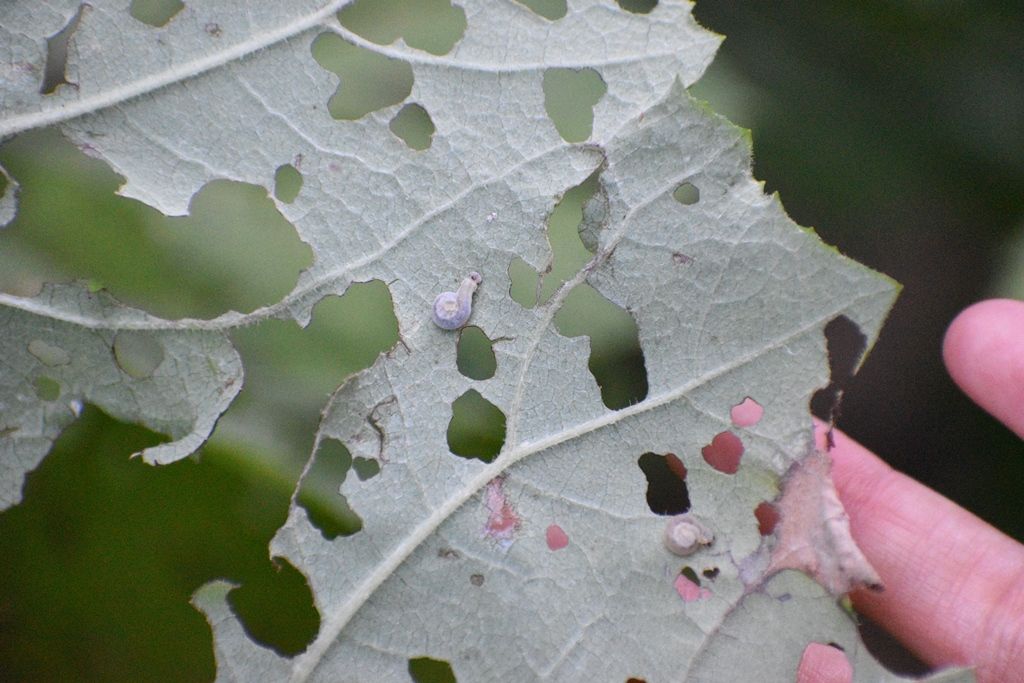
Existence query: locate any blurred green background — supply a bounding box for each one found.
[2,0,1023,680]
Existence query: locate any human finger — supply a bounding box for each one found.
[796,642,853,683]
[824,425,1024,683]
[943,298,1024,439]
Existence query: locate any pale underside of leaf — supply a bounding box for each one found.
[0,1,972,681]
[248,82,906,681]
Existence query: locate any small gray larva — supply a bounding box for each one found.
[663,514,714,556]
[432,272,482,330]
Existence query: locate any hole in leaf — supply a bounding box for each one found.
[41,4,85,94]
[680,565,701,586]
[507,171,603,310]
[555,285,648,409]
[297,438,364,540]
[28,339,70,366]
[339,0,466,56]
[469,573,484,586]
[456,326,497,380]
[637,452,690,515]
[755,501,779,536]
[702,567,720,580]
[446,390,506,463]
[537,171,603,302]
[797,643,853,683]
[546,524,569,550]
[309,280,401,377]
[408,656,457,683]
[311,33,414,120]
[227,557,319,656]
[672,182,700,206]
[527,172,646,409]
[33,376,61,401]
[543,68,607,143]
[857,616,931,676]
[352,456,381,481]
[274,163,303,204]
[701,431,743,474]
[508,257,540,308]
[730,397,763,427]
[390,103,436,150]
[229,279,400,445]
[112,331,165,379]
[810,315,868,422]
[129,0,185,27]
[0,130,314,319]
[616,0,657,14]
[165,179,313,317]
[514,0,566,20]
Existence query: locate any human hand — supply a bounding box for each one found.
[798,299,1024,683]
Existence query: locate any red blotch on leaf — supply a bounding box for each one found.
[730,397,764,427]
[755,501,779,536]
[673,574,711,602]
[484,477,520,547]
[545,524,569,551]
[701,431,744,474]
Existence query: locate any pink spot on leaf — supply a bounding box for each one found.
[484,477,520,548]
[730,397,764,427]
[546,524,569,551]
[673,574,711,602]
[701,431,744,474]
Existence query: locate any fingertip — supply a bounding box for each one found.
[796,643,853,683]
[942,298,1022,368]
[942,298,1024,439]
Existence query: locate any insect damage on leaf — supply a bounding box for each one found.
[0,0,939,681]
[765,447,883,595]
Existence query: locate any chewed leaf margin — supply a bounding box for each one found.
[0,282,242,508]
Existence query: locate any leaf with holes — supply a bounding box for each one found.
[0,1,974,681]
